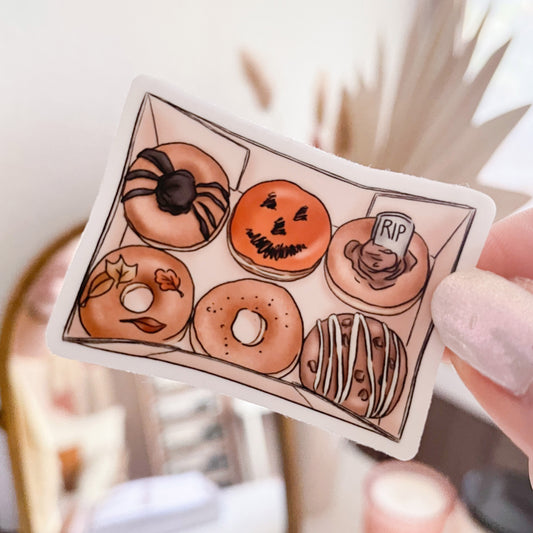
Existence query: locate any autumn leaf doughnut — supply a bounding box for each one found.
[228,180,332,281]
[79,246,194,343]
[122,143,230,250]
[191,279,303,375]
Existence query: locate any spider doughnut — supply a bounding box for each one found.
[191,279,303,375]
[121,143,231,250]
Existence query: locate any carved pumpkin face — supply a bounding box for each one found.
[229,180,331,280]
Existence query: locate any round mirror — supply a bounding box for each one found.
[0,226,294,533]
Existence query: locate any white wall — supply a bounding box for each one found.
[3,2,531,529]
[0,0,414,321]
[0,1,415,527]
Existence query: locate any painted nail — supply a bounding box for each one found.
[513,276,533,295]
[431,269,533,396]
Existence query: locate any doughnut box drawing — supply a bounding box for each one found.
[47,77,495,459]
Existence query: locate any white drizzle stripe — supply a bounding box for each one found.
[375,322,390,416]
[323,315,338,396]
[339,314,361,404]
[361,316,375,418]
[313,319,324,391]
[379,332,401,417]
[333,315,345,403]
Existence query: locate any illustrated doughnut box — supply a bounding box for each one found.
[48,77,495,458]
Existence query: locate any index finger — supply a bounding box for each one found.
[478,207,533,278]
[441,207,533,364]
[447,207,533,462]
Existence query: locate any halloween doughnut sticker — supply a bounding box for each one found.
[326,213,430,315]
[48,77,495,459]
[78,246,194,343]
[228,180,332,281]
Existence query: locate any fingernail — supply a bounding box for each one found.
[431,269,533,396]
[514,276,533,295]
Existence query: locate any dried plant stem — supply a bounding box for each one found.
[240,50,272,110]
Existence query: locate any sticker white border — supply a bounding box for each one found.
[47,76,495,459]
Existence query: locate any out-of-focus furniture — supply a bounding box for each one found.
[136,376,244,487]
[0,226,83,533]
[0,226,127,533]
[0,226,292,533]
[79,474,286,533]
[83,472,220,533]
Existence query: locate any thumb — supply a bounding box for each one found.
[431,269,533,486]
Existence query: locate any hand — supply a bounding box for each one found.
[431,207,533,486]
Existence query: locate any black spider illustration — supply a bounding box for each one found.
[121,147,230,241]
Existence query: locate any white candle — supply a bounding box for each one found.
[371,470,448,519]
[363,461,456,533]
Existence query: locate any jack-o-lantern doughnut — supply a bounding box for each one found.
[299,313,407,418]
[191,279,303,375]
[122,143,230,250]
[228,180,331,281]
[326,213,429,315]
[79,246,194,343]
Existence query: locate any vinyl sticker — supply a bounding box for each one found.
[47,76,495,459]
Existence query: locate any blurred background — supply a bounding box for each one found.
[1,0,532,532]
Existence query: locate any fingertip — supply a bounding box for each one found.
[440,347,453,365]
[478,207,533,278]
[432,270,533,396]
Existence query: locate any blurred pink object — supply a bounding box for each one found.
[363,460,457,533]
[25,237,78,323]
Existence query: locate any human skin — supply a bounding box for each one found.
[432,208,533,486]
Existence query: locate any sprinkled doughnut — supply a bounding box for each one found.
[122,143,230,250]
[79,246,194,343]
[191,279,303,375]
[299,313,407,418]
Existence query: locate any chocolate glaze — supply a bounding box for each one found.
[344,239,417,291]
[155,169,197,215]
[299,313,408,419]
[137,147,174,175]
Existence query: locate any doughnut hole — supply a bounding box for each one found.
[120,283,154,313]
[231,309,267,346]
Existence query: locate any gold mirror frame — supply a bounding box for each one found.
[0,223,301,533]
[0,224,85,533]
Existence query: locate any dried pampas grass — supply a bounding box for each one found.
[241,0,530,219]
[326,0,530,219]
[240,50,272,110]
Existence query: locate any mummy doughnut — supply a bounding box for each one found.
[122,143,230,250]
[299,313,407,418]
[326,213,429,315]
[228,180,331,281]
[191,279,303,375]
[79,246,194,343]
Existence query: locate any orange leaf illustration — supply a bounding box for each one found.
[155,269,184,297]
[106,255,138,287]
[80,272,113,307]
